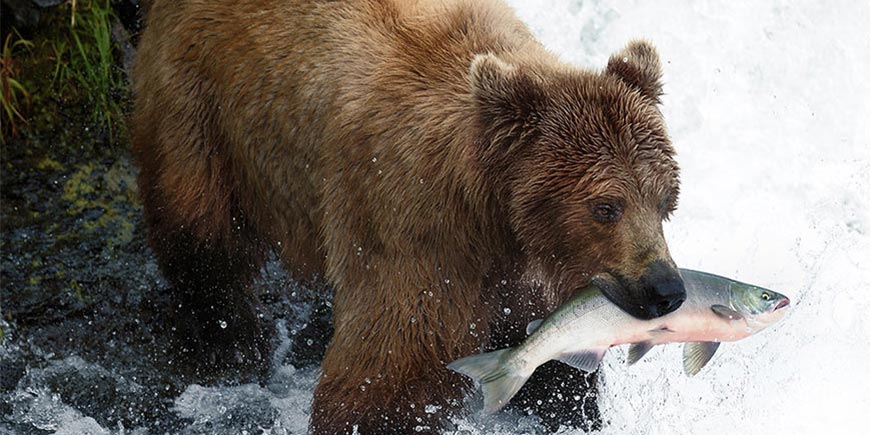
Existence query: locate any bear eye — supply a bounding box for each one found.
[591,201,624,224]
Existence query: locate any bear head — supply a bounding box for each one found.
[471,40,685,320]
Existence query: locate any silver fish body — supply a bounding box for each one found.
[448,268,790,413]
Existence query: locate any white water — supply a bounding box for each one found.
[506,1,870,434]
[8,1,869,434]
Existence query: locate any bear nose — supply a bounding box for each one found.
[642,261,686,318]
[650,283,686,317]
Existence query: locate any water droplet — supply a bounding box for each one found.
[410,316,417,324]
[503,307,511,315]
[470,323,476,330]
[500,279,508,286]
[372,157,378,162]
[219,320,227,329]
[444,278,450,284]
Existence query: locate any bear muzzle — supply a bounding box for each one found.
[598,260,686,320]
[641,262,686,318]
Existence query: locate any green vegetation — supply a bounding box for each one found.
[3,0,130,148]
[0,32,34,143]
[62,0,127,140]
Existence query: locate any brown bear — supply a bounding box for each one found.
[132,0,685,433]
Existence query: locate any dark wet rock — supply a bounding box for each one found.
[0,357,26,393]
[32,0,65,7]
[1,0,43,30]
[2,0,143,39]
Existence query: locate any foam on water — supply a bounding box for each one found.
[504,1,870,434]
[169,322,319,435]
[4,1,868,434]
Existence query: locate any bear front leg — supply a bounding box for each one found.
[141,201,271,383]
[135,127,272,383]
[310,277,485,434]
[154,231,272,383]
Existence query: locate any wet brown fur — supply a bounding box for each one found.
[132,0,680,433]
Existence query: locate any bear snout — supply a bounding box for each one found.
[601,260,686,320]
[638,260,686,319]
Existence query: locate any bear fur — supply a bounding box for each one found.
[132,0,683,433]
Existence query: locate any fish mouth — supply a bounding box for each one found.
[774,298,790,311]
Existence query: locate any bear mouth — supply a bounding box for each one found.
[592,272,682,320]
[591,273,641,317]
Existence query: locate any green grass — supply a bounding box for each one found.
[3,0,130,148]
[60,0,127,142]
[0,32,34,144]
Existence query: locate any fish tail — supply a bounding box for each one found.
[448,349,529,413]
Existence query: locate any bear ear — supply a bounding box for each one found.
[605,40,664,103]
[470,53,545,131]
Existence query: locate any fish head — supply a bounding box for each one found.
[729,282,790,330]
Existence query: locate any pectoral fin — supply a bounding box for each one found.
[525,319,543,336]
[557,349,607,372]
[627,342,655,365]
[711,305,744,321]
[683,342,721,376]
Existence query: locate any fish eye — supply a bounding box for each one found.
[761,292,770,301]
